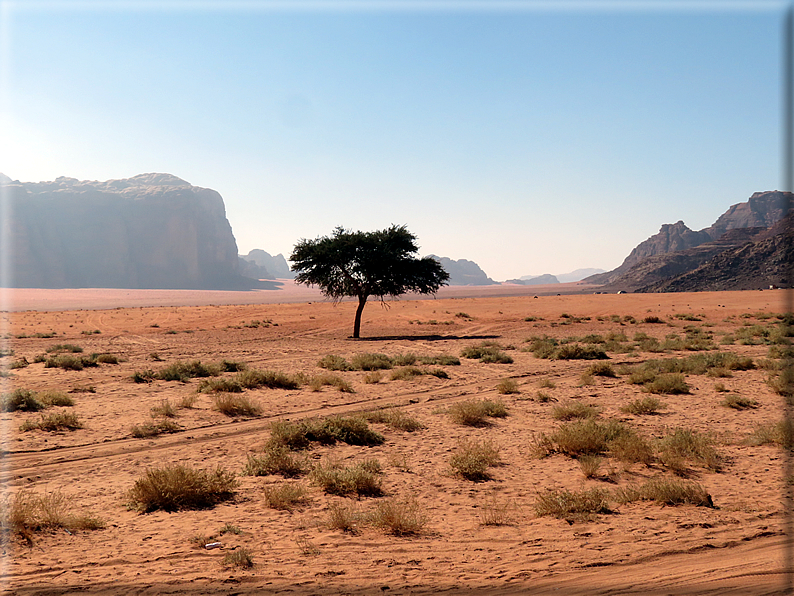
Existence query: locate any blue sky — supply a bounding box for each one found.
[0,1,786,281]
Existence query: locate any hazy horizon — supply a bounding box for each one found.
[1,1,785,281]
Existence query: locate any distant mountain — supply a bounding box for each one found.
[506,274,560,285]
[428,255,497,286]
[636,212,793,292]
[585,190,790,289]
[240,249,295,279]
[555,268,606,283]
[3,173,251,289]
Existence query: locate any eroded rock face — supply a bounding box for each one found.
[427,255,497,286]
[4,173,244,289]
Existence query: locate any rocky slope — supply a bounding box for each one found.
[3,173,249,289]
[505,274,560,285]
[636,213,793,292]
[586,190,790,289]
[428,256,497,286]
[240,249,295,279]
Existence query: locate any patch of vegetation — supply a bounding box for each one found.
[235,368,302,390]
[390,366,448,380]
[657,427,722,474]
[263,483,310,511]
[20,411,82,432]
[621,396,665,415]
[362,407,424,432]
[369,497,429,535]
[243,444,308,478]
[461,342,513,364]
[585,362,617,377]
[222,548,254,569]
[616,477,714,507]
[198,377,243,393]
[643,373,690,395]
[130,418,182,438]
[309,372,354,392]
[45,343,83,354]
[673,313,702,321]
[4,490,104,544]
[534,488,611,522]
[150,399,178,418]
[132,369,156,383]
[1,388,45,412]
[448,399,508,426]
[157,360,221,382]
[95,353,120,364]
[212,393,263,417]
[478,495,518,526]
[745,421,793,448]
[310,459,383,497]
[318,354,351,371]
[551,401,600,421]
[351,353,394,371]
[721,394,758,410]
[496,378,520,394]
[449,438,501,481]
[327,501,362,533]
[127,464,237,512]
[642,316,665,324]
[37,390,74,407]
[267,415,385,450]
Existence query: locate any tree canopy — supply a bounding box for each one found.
[290,225,450,338]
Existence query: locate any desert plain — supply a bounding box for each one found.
[0,286,792,595]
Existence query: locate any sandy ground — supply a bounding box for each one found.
[0,288,792,594]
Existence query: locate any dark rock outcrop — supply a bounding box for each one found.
[4,173,250,289]
[637,213,793,292]
[585,190,791,287]
[428,255,497,286]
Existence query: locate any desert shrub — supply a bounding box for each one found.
[621,396,665,415]
[44,354,85,371]
[235,369,301,390]
[539,378,556,389]
[132,369,156,383]
[46,343,83,354]
[496,378,520,394]
[553,344,609,360]
[310,459,383,497]
[243,444,307,478]
[130,418,182,438]
[178,394,198,409]
[578,455,602,478]
[745,421,793,448]
[363,371,382,384]
[721,394,758,409]
[608,429,655,465]
[392,353,417,366]
[220,360,248,372]
[535,391,553,403]
[95,353,119,364]
[157,360,221,382]
[390,366,424,381]
[222,548,254,569]
[546,419,634,458]
[644,373,690,395]
[4,490,104,543]
[448,399,508,426]
[150,399,178,418]
[768,368,794,397]
[461,342,513,364]
[526,336,559,359]
[308,373,354,392]
[127,464,237,512]
[1,388,45,412]
[37,390,74,407]
[212,393,263,417]
[350,353,393,371]
[478,495,517,526]
[363,407,424,432]
[449,438,501,481]
[267,415,384,450]
[706,367,732,378]
[551,401,600,421]
[198,377,243,393]
[534,488,611,521]
[70,385,95,393]
[616,478,714,507]
[642,316,665,324]
[585,362,617,377]
[674,313,702,321]
[657,427,721,473]
[263,483,309,511]
[369,497,429,535]
[327,501,362,532]
[418,354,460,366]
[10,358,29,369]
[318,354,351,371]
[20,411,82,432]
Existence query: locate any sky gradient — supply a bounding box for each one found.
[0,1,787,281]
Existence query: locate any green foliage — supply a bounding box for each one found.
[290,225,449,338]
[1,388,45,412]
[267,415,385,450]
[657,427,721,473]
[461,342,513,363]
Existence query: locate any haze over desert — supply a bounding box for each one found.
[0,287,791,594]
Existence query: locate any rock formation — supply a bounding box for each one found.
[506,274,560,285]
[3,173,250,289]
[240,249,295,279]
[428,256,497,286]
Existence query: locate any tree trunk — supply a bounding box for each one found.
[352,294,368,338]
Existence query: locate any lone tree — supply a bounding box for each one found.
[290,225,449,338]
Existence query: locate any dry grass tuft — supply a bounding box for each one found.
[130,418,181,438]
[534,488,612,521]
[479,495,518,526]
[615,477,714,507]
[212,393,263,417]
[327,501,362,532]
[150,399,178,418]
[243,445,308,478]
[578,455,603,478]
[310,459,383,497]
[449,438,501,481]
[657,427,722,474]
[222,548,254,569]
[621,396,665,415]
[496,378,520,394]
[721,394,758,410]
[263,483,310,511]
[127,464,237,512]
[448,399,508,426]
[551,401,600,421]
[369,497,430,535]
[363,407,425,432]
[3,490,104,543]
[20,411,82,432]
[309,373,354,393]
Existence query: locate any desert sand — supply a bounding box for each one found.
[0,288,792,595]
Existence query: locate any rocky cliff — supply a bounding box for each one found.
[428,256,497,286]
[586,190,790,287]
[240,249,295,279]
[4,173,248,289]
